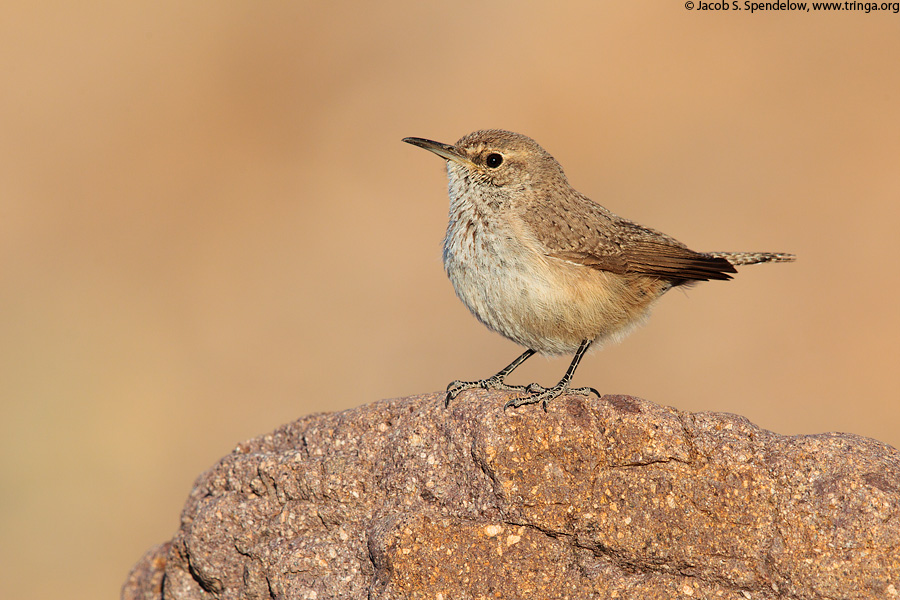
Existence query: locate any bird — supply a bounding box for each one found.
[403,130,794,410]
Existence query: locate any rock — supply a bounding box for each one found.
[123,391,900,599]
[122,543,170,600]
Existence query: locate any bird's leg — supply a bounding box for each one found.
[445,349,537,407]
[504,340,600,411]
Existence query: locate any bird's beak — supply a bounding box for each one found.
[402,137,474,168]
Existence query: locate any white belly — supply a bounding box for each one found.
[442,210,662,356]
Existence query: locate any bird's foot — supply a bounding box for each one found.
[445,376,531,407]
[504,382,600,411]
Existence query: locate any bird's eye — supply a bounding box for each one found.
[485,153,503,168]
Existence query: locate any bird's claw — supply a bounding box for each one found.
[444,377,532,407]
[503,385,600,411]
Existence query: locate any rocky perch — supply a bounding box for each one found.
[123,392,900,600]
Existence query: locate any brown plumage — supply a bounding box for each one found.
[403,129,794,410]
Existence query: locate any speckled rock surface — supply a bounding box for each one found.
[123,392,900,599]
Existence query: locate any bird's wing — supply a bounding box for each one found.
[521,192,736,282]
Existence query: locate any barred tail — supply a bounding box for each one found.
[706,251,796,266]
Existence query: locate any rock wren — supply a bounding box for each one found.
[403,130,794,410]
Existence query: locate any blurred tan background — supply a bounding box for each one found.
[1,2,898,599]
